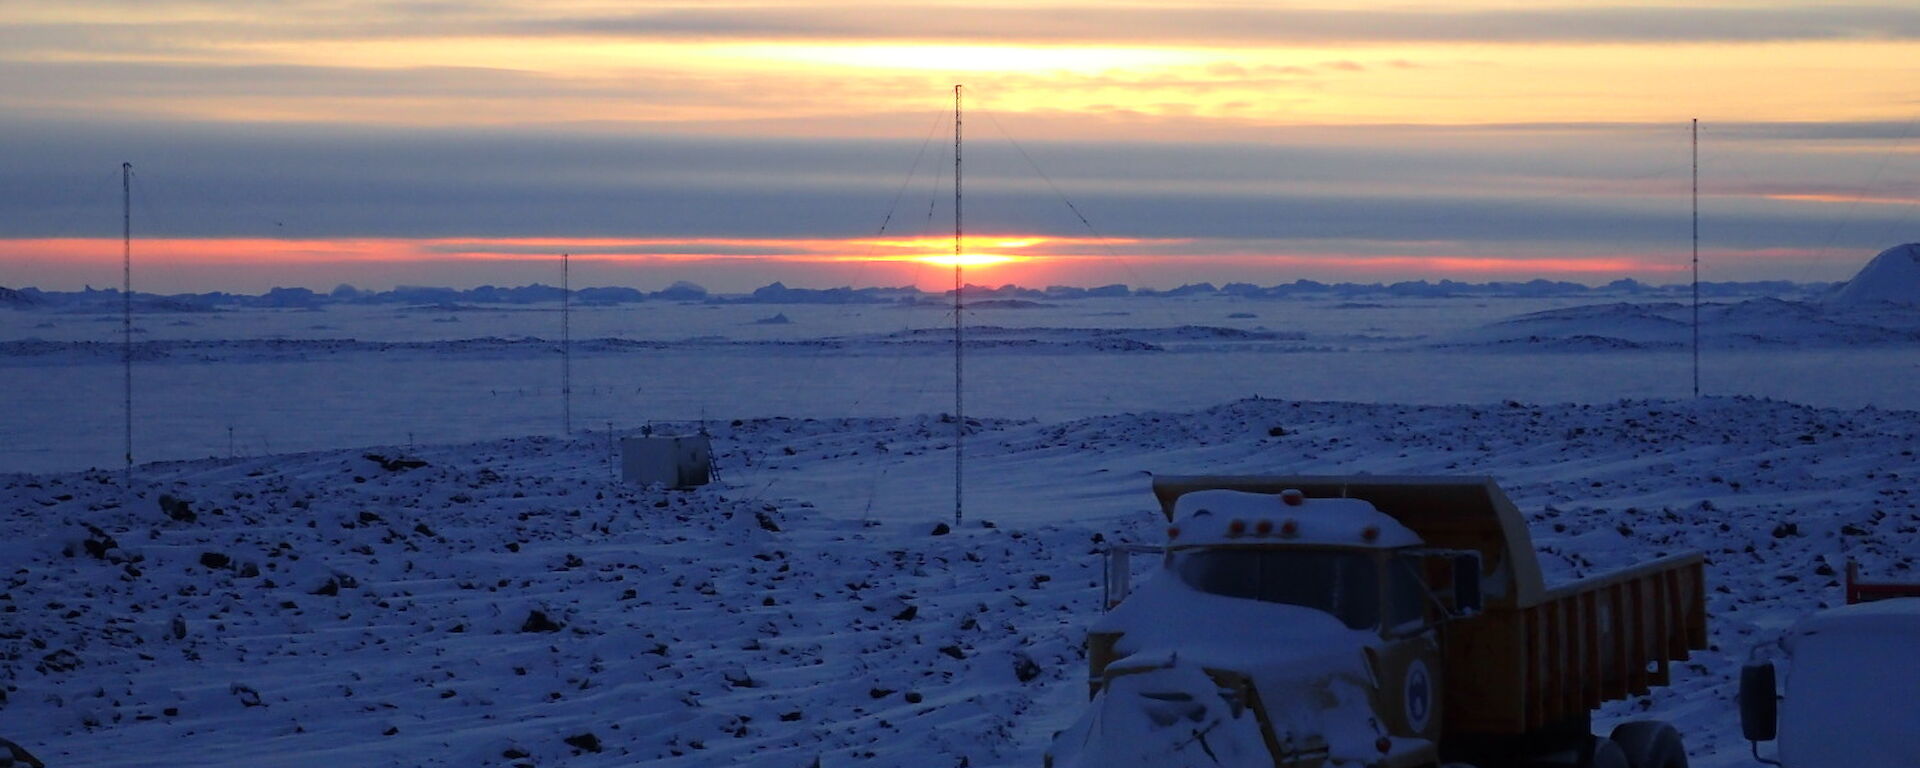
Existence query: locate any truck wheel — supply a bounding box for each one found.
[1581,736,1631,768]
[1609,721,1688,768]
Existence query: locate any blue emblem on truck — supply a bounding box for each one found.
[1405,659,1432,732]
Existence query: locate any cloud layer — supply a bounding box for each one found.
[1,2,1917,289]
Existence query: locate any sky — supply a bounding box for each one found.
[2,1,1918,292]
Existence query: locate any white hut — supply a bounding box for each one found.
[620,435,712,488]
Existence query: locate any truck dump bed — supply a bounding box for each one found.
[1467,553,1707,733]
[1153,475,1708,736]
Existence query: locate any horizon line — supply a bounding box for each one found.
[4,274,1835,300]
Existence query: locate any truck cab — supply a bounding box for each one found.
[1739,567,1920,768]
[1049,476,1708,768]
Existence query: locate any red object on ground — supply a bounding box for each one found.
[1845,561,1920,604]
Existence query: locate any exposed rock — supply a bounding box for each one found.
[362,453,428,472]
[520,610,564,633]
[563,733,602,753]
[158,494,197,523]
[1013,654,1042,683]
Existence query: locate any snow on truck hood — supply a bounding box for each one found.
[1167,489,1422,549]
[1080,573,1387,765]
[1048,663,1276,768]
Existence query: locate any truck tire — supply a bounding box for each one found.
[1581,736,1631,768]
[1609,721,1688,768]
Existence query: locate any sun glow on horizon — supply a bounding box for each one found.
[4,232,1835,296]
[0,235,1725,285]
[912,253,1018,267]
[854,236,1094,250]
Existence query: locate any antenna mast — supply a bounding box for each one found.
[1691,119,1700,398]
[122,162,133,486]
[562,252,572,435]
[952,84,964,528]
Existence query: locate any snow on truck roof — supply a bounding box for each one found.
[1790,596,1920,639]
[1168,489,1422,549]
[1777,597,1920,768]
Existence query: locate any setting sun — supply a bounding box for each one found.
[915,253,1018,267]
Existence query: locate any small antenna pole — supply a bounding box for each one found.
[562,252,572,435]
[952,84,964,528]
[1691,119,1700,399]
[122,161,133,486]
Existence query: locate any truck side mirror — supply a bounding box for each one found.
[1103,546,1133,610]
[1452,553,1482,615]
[1740,662,1778,741]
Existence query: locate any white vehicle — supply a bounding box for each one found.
[1739,565,1920,767]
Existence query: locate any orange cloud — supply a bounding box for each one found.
[1758,193,1920,207]
[1304,255,1683,274]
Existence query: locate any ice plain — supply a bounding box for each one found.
[2,291,1918,767]
[7,294,1920,473]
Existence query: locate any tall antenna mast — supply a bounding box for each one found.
[122,161,133,486]
[952,83,964,528]
[1691,119,1700,398]
[562,252,572,435]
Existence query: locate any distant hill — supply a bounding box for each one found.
[1825,244,1920,307]
[0,286,41,307]
[1442,295,1920,351]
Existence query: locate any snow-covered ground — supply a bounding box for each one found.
[4,396,1915,767]
[3,295,1917,767]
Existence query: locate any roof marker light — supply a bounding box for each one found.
[1279,519,1299,537]
[1280,489,1305,506]
[1361,525,1380,542]
[1167,526,1181,539]
[1254,520,1274,536]
[1227,520,1247,537]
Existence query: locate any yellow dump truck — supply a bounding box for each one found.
[1047,476,1707,768]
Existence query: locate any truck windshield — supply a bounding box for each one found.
[1175,550,1380,630]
